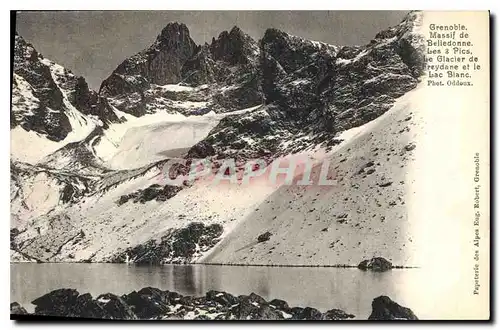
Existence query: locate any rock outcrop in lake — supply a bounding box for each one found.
[357,257,393,272]
[11,287,356,320]
[368,295,418,320]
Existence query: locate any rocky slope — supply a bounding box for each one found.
[202,85,422,266]
[11,11,427,266]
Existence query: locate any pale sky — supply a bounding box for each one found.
[15,11,407,90]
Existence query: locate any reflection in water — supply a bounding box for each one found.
[12,263,440,319]
[174,265,196,293]
[255,268,270,298]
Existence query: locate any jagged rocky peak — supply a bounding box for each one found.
[209,26,259,65]
[261,27,338,75]
[97,22,201,116]
[258,27,339,109]
[348,10,425,77]
[38,57,99,116]
[12,34,84,141]
[14,33,99,114]
[72,76,99,114]
[262,27,339,54]
[182,26,259,85]
[97,21,265,115]
[13,34,65,112]
[14,32,39,67]
[261,27,288,46]
[194,12,426,161]
[11,33,123,149]
[180,44,216,85]
[393,11,425,77]
[157,22,193,46]
[376,10,423,40]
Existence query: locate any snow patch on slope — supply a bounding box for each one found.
[11,128,62,164]
[95,104,262,170]
[11,171,62,226]
[107,116,219,169]
[93,108,188,166]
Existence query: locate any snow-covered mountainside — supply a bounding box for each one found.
[11,11,427,265]
[203,84,422,266]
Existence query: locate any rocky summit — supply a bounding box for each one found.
[12,34,122,142]
[99,23,261,117]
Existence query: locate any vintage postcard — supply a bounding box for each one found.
[10,10,490,320]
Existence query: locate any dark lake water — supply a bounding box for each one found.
[11,263,435,319]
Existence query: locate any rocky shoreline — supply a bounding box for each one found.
[11,287,418,321]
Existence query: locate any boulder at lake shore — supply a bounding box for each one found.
[368,296,418,320]
[357,257,393,272]
[11,287,356,320]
